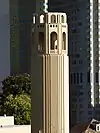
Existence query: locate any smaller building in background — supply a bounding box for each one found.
[71,119,100,133]
[0,115,31,133]
[0,115,14,126]
[0,125,31,133]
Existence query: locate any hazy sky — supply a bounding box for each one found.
[0,0,9,16]
[0,0,10,81]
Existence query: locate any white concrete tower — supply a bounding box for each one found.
[31,0,69,133]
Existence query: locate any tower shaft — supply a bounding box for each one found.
[43,55,69,133]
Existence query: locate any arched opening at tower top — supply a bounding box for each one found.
[33,16,36,23]
[51,15,56,23]
[50,32,57,50]
[40,15,44,23]
[62,32,66,50]
[38,32,44,50]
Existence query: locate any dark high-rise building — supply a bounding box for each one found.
[0,0,35,81]
[49,0,100,128]
[10,0,36,74]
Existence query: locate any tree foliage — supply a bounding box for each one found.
[1,73,31,99]
[1,94,31,125]
[0,74,31,125]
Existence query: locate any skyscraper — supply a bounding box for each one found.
[0,0,35,81]
[31,0,69,133]
[10,0,36,74]
[49,0,100,127]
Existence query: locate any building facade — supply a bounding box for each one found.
[10,0,36,74]
[0,0,35,81]
[49,0,100,127]
[0,125,31,133]
[31,0,69,133]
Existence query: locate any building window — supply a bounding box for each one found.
[80,73,83,83]
[51,15,56,23]
[50,32,57,50]
[40,14,44,23]
[33,16,36,23]
[77,73,79,84]
[62,32,66,50]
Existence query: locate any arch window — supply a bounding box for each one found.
[62,32,66,50]
[50,32,57,50]
[61,15,64,23]
[33,16,36,23]
[40,15,44,23]
[38,32,44,51]
[51,15,56,23]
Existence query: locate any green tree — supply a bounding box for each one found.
[0,73,31,125]
[0,73,31,100]
[0,94,31,125]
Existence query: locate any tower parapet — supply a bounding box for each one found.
[32,12,68,55]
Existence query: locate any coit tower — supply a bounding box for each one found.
[31,0,69,133]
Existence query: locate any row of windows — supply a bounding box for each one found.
[72,60,83,65]
[70,72,91,84]
[33,14,65,24]
[36,32,66,51]
[50,14,65,23]
[71,104,83,109]
[70,72,83,84]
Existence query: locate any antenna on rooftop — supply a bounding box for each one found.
[36,0,48,13]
